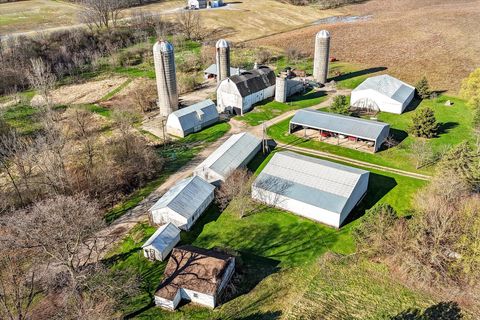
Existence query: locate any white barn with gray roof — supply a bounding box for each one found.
[149,176,215,230]
[142,223,181,261]
[194,132,261,184]
[166,99,219,138]
[289,109,390,152]
[252,152,369,228]
[351,75,415,114]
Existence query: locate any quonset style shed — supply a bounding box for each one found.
[155,246,235,310]
[216,66,276,115]
[166,99,219,138]
[252,151,370,228]
[194,132,261,184]
[149,176,215,230]
[350,75,415,114]
[142,223,181,261]
[289,109,390,152]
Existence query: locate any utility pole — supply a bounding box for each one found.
[161,117,168,150]
[262,122,268,154]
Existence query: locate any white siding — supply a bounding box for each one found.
[151,207,188,229]
[180,288,216,309]
[339,173,369,226]
[166,116,185,138]
[183,191,214,230]
[155,290,181,310]
[142,232,180,261]
[351,89,408,114]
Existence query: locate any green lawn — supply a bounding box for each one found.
[106,149,428,319]
[1,103,42,135]
[268,95,474,173]
[105,122,231,223]
[236,90,328,126]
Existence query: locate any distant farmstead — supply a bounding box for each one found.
[142,223,181,261]
[194,132,262,184]
[350,75,415,114]
[204,64,245,80]
[155,246,235,310]
[216,66,276,115]
[149,176,215,230]
[166,99,219,138]
[252,151,370,228]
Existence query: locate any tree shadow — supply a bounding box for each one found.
[437,122,459,136]
[342,172,398,226]
[391,301,463,320]
[102,247,140,267]
[328,67,387,82]
[234,311,282,320]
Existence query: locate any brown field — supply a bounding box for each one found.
[251,0,480,93]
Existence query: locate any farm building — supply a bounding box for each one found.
[204,64,245,80]
[149,176,215,230]
[188,0,223,9]
[289,109,390,152]
[350,75,415,114]
[166,99,219,138]
[252,151,370,228]
[142,223,181,261]
[155,245,235,310]
[216,66,276,115]
[194,132,262,184]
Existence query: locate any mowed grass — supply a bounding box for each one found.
[236,90,328,126]
[107,149,427,319]
[105,122,231,223]
[268,95,474,173]
[1,103,42,135]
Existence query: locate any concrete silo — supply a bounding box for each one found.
[313,30,330,84]
[275,76,287,103]
[153,40,178,117]
[215,39,231,84]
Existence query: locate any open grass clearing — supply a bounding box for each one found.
[268,95,474,173]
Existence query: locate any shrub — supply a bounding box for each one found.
[330,95,350,115]
[409,107,439,138]
[415,76,431,99]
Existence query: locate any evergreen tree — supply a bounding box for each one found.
[438,142,480,191]
[416,76,431,99]
[409,107,439,138]
[331,95,350,115]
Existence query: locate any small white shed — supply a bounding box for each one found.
[166,99,219,138]
[350,75,415,114]
[188,0,207,9]
[194,132,262,184]
[142,223,181,261]
[252,151,370,228]
[149,176,215,230]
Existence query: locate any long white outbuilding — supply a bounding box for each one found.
[252,151,370,228]
[350,74,415,114]
[166,99,219,138]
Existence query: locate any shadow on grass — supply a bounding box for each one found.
[342,172,397,225]
[391,301,463,320]
[437,122,459,136]
[232,311,282,320]
[181,204,223,244]
[288,90,327,103]
[404,97,422,113]
[329,67,387,82]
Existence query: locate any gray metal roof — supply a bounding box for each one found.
[204,64,245,76]
[142,223,180,251]
[169,99,219,132]
[196,132,261,178]
[150,176,215,219]
[353,74,415,104]
[227,66,276,97]
[290,109,389,141]
[253,151,369,214]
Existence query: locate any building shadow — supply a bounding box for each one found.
[391,301,463,320]
[288,90,327,103]
[328,67,387,82]
[403,97,422,113]
[342,172,397,225]
[378,128,408,152]
[181,204,223,244]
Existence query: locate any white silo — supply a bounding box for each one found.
[275,76,287,103]
[153,40,178,117]
[313,30,331,84]
[215,39,231,84]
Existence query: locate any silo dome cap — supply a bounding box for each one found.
[155,40,174,52]
[316,30,330,38]
[216,39,229,48]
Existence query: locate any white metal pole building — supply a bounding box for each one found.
[153,40,179,117]
[313,30,331,84]
[215,39,231,84]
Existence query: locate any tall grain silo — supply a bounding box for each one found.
[275,76,287,103]
[215,39,230,83]
[153,40,178,117]
[313,30,331,84]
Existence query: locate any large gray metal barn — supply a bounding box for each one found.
[252,151,370,228]
[289,109,390,152]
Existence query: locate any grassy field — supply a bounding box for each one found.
[106,148,429,319]
[268,95,474,173]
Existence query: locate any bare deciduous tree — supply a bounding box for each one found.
[216,169,254,218]
[79,0,130,30]
[176,10,204,41]
[411,139,433,169]
[27,58,56,107]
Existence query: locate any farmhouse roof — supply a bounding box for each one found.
[150,176,215,219]
[353,75,414,104]
[227,66,276,97]
[155,246,234,300]
[142,223,180,252]
[253,151,369,214]
[169,99,219,132]
[290,109,389,141]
